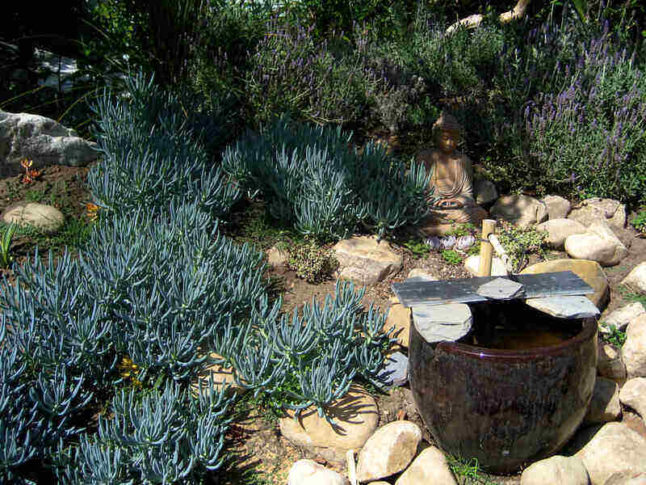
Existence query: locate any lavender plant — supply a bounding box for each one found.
[222,117,432,239]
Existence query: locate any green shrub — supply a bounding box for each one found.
[441,249,462,265]
[287,239,338,283]
[496,221,548,272]
[222,117,433,239]
[632,207,646,235]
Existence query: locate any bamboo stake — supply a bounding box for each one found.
[347,449,357,485]
[488,234,514,273]
[478,219,496,277]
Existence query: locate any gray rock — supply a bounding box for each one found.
[490,194,548,228]
[413,303,473,344]
[287,459,348,485]
[477,277,525,300]
[623,314,646,378]
[619,378,646,419]
[356,421,422,482]
[585,377,621,424]
[395,446,457,485]
[520,455,589,485]
[0,110,98,176]
[525,296,600,319]
[379,351,409,387]
[602,303,645,333]
[621,263,646,295]
[542,195,572,220]
[2,202,65,234]
[474,178,499,206]
[569,198,627,231]
[536,218,587,249]
[576,422,646,485]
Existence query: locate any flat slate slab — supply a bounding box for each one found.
[393,271,593,308]
[413,303,473,344]
[525,296,600,319]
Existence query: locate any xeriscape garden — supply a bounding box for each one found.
[1,1,646,483]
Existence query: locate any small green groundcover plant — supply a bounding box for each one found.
[496,221,548,273]
[286,238,339,283]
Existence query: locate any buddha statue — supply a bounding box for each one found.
[416,113,487,234]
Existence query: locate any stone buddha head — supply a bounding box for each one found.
[433,113,462,155]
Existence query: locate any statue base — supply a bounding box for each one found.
[416,206,488,237]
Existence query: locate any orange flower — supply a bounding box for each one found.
[86,202,99,222]
[20,159,41,184]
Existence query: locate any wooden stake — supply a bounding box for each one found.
[478,219,496,277]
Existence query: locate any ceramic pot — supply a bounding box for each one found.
[409,302,597,473]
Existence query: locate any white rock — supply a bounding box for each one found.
[597,343,627,381]
[490,194,548,228]
[525,296,600,319]
[464,255,508,276]
[2,202,65,234]
[619,378,646,419]
[266,246,288,268]
[287,459,348,485]
[520,455,589,485]
[536,218,587,249]
[622,263,646,295]
[356,421,422,482]
[395,446,457,485]
[413,303,472,344]
[378,351,409,387]
[585,377,621,424]
[623,314,646,378]
[576,422,646,485]
[474,178,498,206]
[0,110,98,174]
[602,303,645,332]
[333,236,402,285]
[569,198,627,231]
[542,195,572,220]
[565,220,628,267]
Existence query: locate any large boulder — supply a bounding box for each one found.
[333,236,402,285]
[521,259,609,309]
[2,202,65,234]
[520,455,589,485]
[356,421,422,482]
[584,377,621,424]
[395,446,457,485]
[564,221,628,267]
[621,263,646,295]
[619,377,646,419]
[569,198,627,231]
[536,218,587,249]
[279,385,378,463]
[597,343,627,381]
[383,303,412,347]
[605,472,646,485]
[287,459,348,485]
[490,194,548,228]
[542,195,572,220]
[576,422,646,485]
[602,303,645,333]
[623,314,646,379]
[0,110,98,176]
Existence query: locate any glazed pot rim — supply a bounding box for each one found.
[435,317,597,360]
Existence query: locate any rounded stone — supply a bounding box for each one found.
[564,221,628,267]
[622,262,646,295]
[333,236,402,285]
[536,218,586,249]
[623,314,646,378]
[602,303,646,333]
[520,455,589,485]
[619,378,646,419]
[287,459,348,485]
[2,202,65,234]
[356,420,422,482]
[576,422,646,485]
[521,259,609,310]
[395,446,457,485]
[279,385,378,463]
[490,194,548,228]
[542,195,572,220]
[383,303,412,348]
[464,254,508,276]
[597,343,627,381]
[568,197,626,231]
